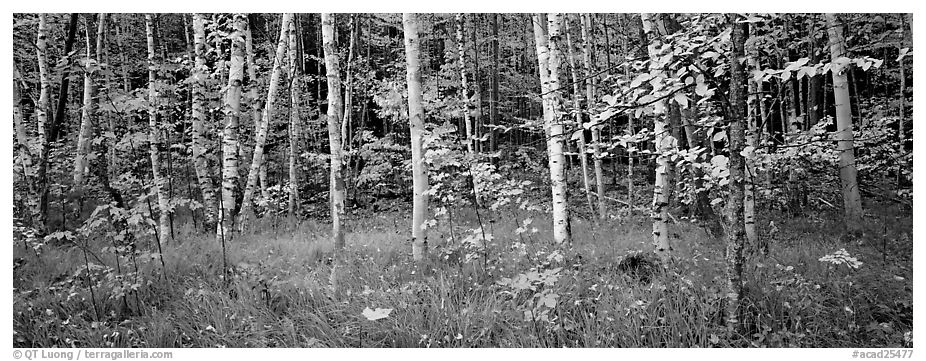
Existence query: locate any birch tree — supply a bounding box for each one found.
[825,13,863,230]
[322,13,347,249]
[13,67,42,228]
[244,15,270,201]
[455,14,476,154]
[238,13,292,229]
[723,14,749,330]
[640,13,672,258]
[533,13,571,244]
[33,14,51,232]
[403,13,431,260]
[191,13,218,230]
[145,14,173,244]
[73,14,99,193]
[218,13,246,238]
[287,14,302,217]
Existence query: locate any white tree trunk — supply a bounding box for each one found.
[341,15,357,150]
[641,13,672,259]
[534,13,571,244]
[455,13,475,154]
[244,16,269,200]
[36,14,50,147]
[238,13,292,229]
[73,15,98,191]
[218,13,246,238]
[13,67,41,226]
[191,13,219,230]
[825,13,863,230]
[145,14,173,244]
[287,14,302,218]
[403,13,431,260]
[322,13,347,249]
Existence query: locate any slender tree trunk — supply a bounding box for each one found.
[217,13,245,238]
[116,19,130,93]
[145,14,173,244]
[244,16,269,200]
[896,13,911,186]
[723,14,749,331]
[618,14,634,214]
[455,14,476,154]
[564,17,596,218]
[13,68,42,228]
[581,13,607,219]
[32,15,51,232]
[490,13,500,153]
[744,25,760,248]
[191,14,219,231]
[238,13,292,229]
[403,13,431,260]
[471,15,484,153]
[288,13,302,217]
[50,13,79,143]
[342,15,357,151]
[805,18,821,127]
[534,13,571,244]
[322,13,348,249]
[641,13,671,259]
[897,13,910,156]
[74,14,99,194]
[825,13,863,230]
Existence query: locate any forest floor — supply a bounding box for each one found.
[13,201,912,348]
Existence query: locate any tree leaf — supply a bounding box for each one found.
[362,307,393,321]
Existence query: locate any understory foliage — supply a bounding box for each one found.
[13,201,912,347]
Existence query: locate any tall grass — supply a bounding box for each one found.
[12,203,912,348]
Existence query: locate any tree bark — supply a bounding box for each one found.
[825,13,863,230]
[342,15,357,151]
[288,13,303,217]
[723,14,749,331]
[744,24,760,248]
[145,14,173,244]
[13,67,42,228]
[403,13,431,260]
[238,14,292,229]
[581,13,607,219]
[191,13,219,231]
[218,13,246,238]
[455,14,476,154]
[641,13,672,259]
[534,13,571,244]
[74,14,99,193]
[490,13,500,153]
[50,13,79,143]
[34,14,52,232]
[322,13,348,249]
[244,16,269,201]
[564,16,597,218]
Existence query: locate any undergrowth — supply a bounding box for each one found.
[12,202,912,348]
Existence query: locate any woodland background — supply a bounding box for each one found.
[11,13,913,348]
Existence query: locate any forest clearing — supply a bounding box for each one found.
[11,12,913,349]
